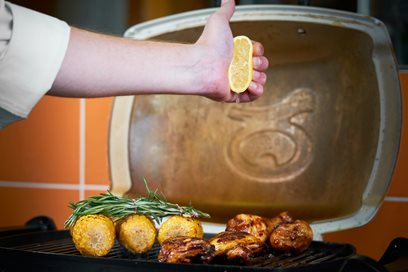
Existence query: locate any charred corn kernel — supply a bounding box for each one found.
[117,214,157,254]
[71,214,115,256]
[157,215,204,245]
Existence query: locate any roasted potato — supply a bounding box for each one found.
[157,215,203,245]
[116,214,157,254]
[71,214,115,256]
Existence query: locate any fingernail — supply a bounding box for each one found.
[253,57,261,66]
[250,81,257,90]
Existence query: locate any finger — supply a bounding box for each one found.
[247,81,264,98]
[233,88,262,103]
[219,0,236,20]
[252,41,264,56]
[230,92,238,103]
[253,56,269,71]
[235,94,240,103]
[252,70,267,85]
[247,89,263,101]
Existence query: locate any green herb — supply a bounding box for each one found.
[64,179,210,229]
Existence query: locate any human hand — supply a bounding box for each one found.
[51,0,268,102]
[195,0,269,102]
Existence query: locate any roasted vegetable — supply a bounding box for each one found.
[157,215,204,245]
[71,214,115,256]
[116,214,157,254]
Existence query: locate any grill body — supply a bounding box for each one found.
[109,4,401,234]
[0,230,388,272]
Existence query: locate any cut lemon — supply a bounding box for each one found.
[228,35,253,93]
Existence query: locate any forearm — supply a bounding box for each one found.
[49,0,268,103]
[50,27,212,98]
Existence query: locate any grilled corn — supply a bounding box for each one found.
[157,215,203,245]
[71,214,115,256]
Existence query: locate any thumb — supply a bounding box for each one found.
[218,0,235,21]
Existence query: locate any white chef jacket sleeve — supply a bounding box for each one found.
[0,0,70,128]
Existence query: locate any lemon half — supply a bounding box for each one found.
[228,35,253,93]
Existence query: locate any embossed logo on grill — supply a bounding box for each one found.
[225,88,316,183]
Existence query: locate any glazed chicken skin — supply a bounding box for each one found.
[158,236,215,264]
[269,219,313,253]
[209,231,266,264]
[266,211,294,232]
[226,214,271,243]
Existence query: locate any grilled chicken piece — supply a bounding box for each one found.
[269,219,313,253]
[158,236,215,264]
[157,215,203,245]
[116,214,157,254]
[209,231,266,264]
[266,211,294,231]
[71,214,115,256]
[226,214,271,243]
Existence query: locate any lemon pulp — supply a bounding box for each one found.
[228,35,253,93]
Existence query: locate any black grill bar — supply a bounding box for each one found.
[3,233,355,270]
[14,238,75,252]
[249,250,334,268]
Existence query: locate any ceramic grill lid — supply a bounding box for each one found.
[109,5,401,234]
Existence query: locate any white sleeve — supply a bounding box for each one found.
[0,1,70,128]
[0,0,12,60]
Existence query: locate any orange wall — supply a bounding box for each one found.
[0,96,112,229]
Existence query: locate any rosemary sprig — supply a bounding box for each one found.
[64,179,210,229]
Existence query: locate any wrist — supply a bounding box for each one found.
[189,43,231,100]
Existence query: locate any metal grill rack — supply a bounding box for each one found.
[0,230,363,272]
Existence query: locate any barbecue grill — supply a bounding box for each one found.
[0,4,405,272]
[0,228,398,272]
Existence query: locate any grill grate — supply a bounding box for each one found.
[2,230,354,270]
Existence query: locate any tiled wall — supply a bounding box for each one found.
[0,96,112,229]
[0,74,406,261]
